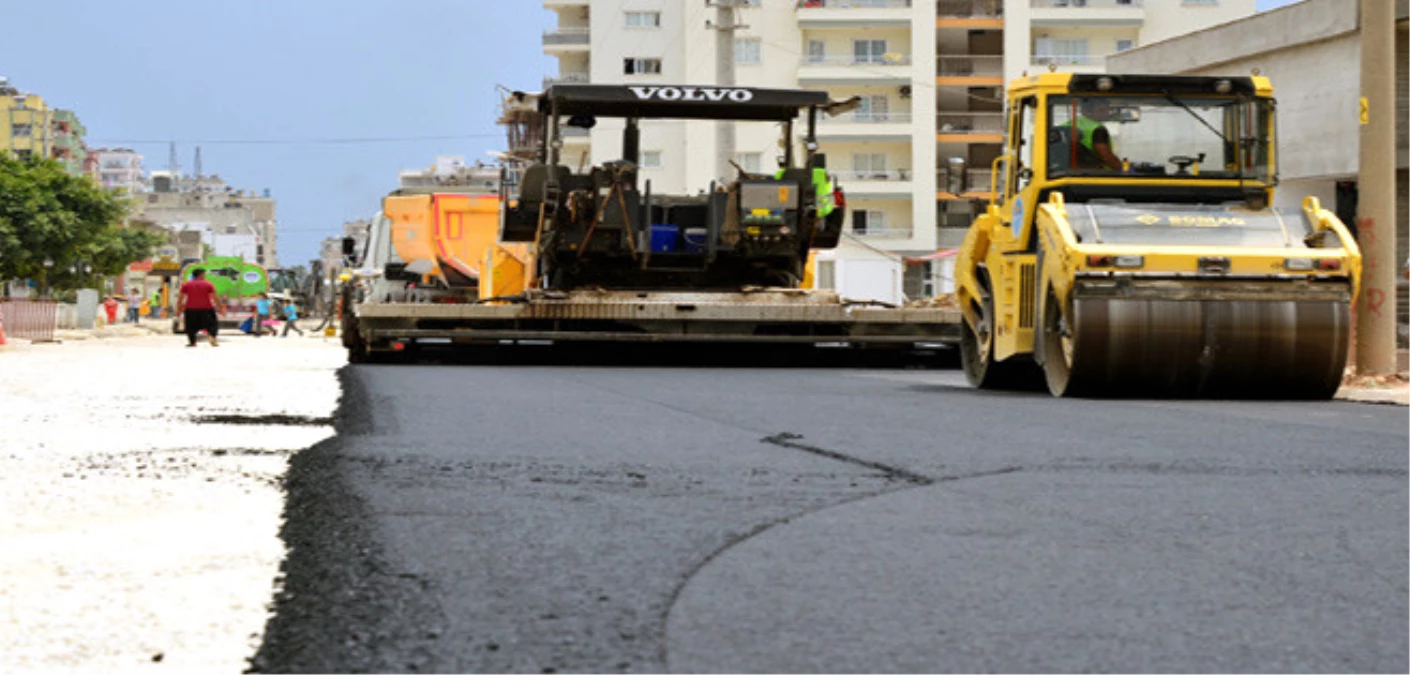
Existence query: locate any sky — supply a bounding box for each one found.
[3,0,1301,266]
[1,1,555,267]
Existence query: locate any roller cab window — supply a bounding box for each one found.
[1047,95,1274,184]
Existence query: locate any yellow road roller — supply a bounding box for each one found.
[954,73,1361,398]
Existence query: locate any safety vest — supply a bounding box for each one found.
[775,168,836,217]
[1070,115,1104,152]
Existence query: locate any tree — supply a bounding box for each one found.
[0,155,162,293]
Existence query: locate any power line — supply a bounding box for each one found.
[87,133,503,146]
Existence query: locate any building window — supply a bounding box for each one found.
[852,153,888,178]
[1033,37,1089,65]
[641,150,663,168]
[11,124,32,137]
[855,95,890,122]
[735,152,762,174]
[853,39,887,65]
[624,11,661,28]
[852,209,885,235]
[624,58,663,75]
[14,150,32,161]
[806,40,826,65]
[741,0,762,6]
[735,38,762,65]
[1115,39,1135,52]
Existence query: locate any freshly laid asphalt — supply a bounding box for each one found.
[251,355,1408,673]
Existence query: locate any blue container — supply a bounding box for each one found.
[682,227,707,254]
[650,223,679,253]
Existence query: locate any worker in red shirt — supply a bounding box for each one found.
[177,269,226,347]
[102,295,121,325]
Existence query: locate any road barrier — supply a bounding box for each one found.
[0,298,58,342]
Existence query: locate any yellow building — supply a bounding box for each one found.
[1,79,89,175]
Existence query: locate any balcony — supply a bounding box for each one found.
[543,0,588,6]
[937,212,974,228]
[1031,52,1110,73]
[1030,0,1144,27]
[935,55,1003,85]
[543,72,590,88]
[935,168,995,199]
[797,54,912,85]
[849,223,914,239]
[834,169,914,198]
[835,168,912,182]
[796,0,913,29]
[936,0,1003,27]
[816,111,913,139]
[1032,0,1142,6]
[936,112,1004,142]
[543,27,590,52]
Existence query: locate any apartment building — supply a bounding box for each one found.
[92,147,147,194]
[319,219,372,280]
[397,155,501,193]
[0,77,91,176]
[543,0,1253,296]
[137,173,280,268]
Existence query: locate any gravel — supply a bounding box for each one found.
[0,334,344,672]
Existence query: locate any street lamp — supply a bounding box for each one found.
[41,257,54,297]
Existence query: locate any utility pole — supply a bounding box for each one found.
[168,141,180,178]
[1354,0,1397,375]
[708,0,747,184]
[193,145,202,179]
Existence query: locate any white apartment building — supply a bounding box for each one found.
[92,147,146,194]
[137,172,280,268]
[397,155,502,192]
[543,0,1254,296]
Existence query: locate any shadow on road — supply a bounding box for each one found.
[363,342,963,370]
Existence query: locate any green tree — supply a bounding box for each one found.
[0,155,162,293]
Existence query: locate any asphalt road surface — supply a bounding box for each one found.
[250,356,1408,673]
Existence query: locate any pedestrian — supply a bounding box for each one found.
[150,290,163,319]
[127,288,143,323]
[177,269,225,347]
[281,301,304,337]
[102,295,121,325]
[253,293,274,337]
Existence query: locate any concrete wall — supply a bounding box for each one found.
[1139,0,1257,45]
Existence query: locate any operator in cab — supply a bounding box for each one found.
[1070,98,1123,171]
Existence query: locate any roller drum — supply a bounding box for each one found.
[1053,295,1349,399]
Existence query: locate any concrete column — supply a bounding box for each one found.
[75,289,98,329]
[1355,0,1398,374]
[714,1,739,184]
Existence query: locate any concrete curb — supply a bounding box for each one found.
[1334,387,1410,406]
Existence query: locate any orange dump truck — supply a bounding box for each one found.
[370,190,529,301]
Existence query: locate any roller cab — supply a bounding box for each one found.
[954,73,1361,398]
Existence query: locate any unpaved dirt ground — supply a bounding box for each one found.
[0,334,343,673]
